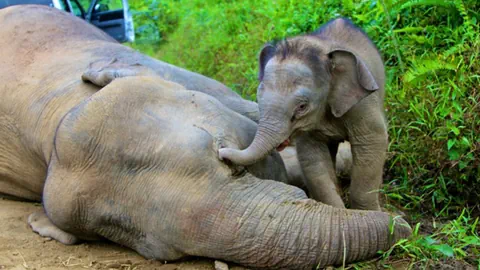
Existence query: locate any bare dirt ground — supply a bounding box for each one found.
[0,198,244,270]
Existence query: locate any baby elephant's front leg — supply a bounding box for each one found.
[348,141,387,211]
[296,134,345,208]
[348,123,388,211]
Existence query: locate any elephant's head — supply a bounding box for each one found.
[219,18,381,165]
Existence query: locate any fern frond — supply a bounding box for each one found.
[404,58,457,83]
[453,0,474,37]
[443,43,470,58]
[400,0,454,9]
[393,26,424,33]
[453,0,469,21]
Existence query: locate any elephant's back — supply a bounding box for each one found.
[0,4,115,92]
[0,5,115,96]
[0,5,116,109]
[0,5,114,49]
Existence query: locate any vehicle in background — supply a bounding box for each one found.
[0,0,134,43]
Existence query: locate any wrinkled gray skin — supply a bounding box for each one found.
[219,18,387,211]
[80,58,260,123]
[0,6,411,269]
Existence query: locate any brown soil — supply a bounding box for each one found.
[0,198,246,270]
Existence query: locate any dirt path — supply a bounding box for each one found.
[0,198,244,270]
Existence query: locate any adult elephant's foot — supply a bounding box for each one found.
[81,58,156,87]
[28,210,78,245]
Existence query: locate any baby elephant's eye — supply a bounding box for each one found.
[297,103,308,113]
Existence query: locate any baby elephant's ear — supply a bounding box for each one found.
[258,43,276,81]
[328,49,379,117]
[82,58,155,87]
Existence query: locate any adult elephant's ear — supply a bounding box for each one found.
[82,58,156,87]
[328,49,379,117]
[258,43,276,81]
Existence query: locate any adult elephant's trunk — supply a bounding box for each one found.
[219,97,290,165]
[190,176,411,269]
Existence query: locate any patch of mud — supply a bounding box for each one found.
[422,259,477,270]
[0,199,246,270]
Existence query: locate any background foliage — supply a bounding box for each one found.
[128,0,479,267]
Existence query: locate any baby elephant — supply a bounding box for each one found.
[220,18,388,211]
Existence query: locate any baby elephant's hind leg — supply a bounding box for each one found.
[28,210,78,245]
[296,135,345,208]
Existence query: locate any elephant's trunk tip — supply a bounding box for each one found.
[218,148,258,166]
[391,216,413,243]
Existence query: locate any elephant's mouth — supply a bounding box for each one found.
[276,138,290,152]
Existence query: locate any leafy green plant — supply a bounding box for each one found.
[128,0,179,55]
[378,209,479,268]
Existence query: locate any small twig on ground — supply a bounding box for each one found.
[14,250,28,269]
[342,230,346,269]
[62,255,84,267]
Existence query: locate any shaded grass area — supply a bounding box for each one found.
[129,0,480,268]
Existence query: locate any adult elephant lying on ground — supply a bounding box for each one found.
[0,5,411,269]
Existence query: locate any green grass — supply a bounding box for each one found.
[377,209,480,269]
[128,0,480,267]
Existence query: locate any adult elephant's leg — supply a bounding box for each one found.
[81,58,260,122]
[296,134,345,208]
[81,58,157,87]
